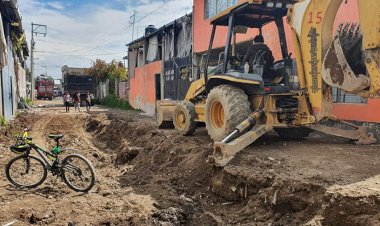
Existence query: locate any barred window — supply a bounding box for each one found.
[332,87,367,104]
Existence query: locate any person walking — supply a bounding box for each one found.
[73,92,81,112]
[85,91,92,111]
[63,92,71,112]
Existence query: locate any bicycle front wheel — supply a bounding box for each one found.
[5,155,47,188]
[61,154,96,192]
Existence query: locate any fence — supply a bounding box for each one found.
[95,79,129,101]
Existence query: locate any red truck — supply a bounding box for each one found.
[36,78,54,100]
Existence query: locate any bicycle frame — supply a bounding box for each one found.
[8,130,96,192]
[21,130,60,169]
[28,144,58,169]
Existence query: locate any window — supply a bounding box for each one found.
[204,0,237,19]
[165,69,174,81]
[333,88,367,104]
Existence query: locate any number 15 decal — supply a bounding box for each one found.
[308,11,323,24]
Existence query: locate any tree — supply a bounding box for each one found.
[86,59,128,81]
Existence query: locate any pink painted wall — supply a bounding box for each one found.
[129,61,161,114]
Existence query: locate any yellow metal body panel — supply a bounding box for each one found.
[184,78,205,101]
[291,29,307,90]
[208,75,261,85]
[358,1,380,50]
[366,55,380,96]
[195,103,205,122]
[359,0,380,95]
[288,0,342,121]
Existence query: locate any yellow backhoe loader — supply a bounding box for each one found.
[156,0,380,167]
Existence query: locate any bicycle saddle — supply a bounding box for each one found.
[48,134,64,142]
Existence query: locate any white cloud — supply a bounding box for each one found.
[139,0,151,4]
[19,0,192,79]
[46,1,65,10]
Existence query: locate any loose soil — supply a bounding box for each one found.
[0,100,380,225]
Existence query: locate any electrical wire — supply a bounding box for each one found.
[35,50,126,57]
[41,0,177,54]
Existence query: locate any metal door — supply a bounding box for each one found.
[2,27,15,120]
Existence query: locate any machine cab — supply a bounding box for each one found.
[204,1,297,95]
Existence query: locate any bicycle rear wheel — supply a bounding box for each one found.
[61,154,96,192]
[5,155,47,188]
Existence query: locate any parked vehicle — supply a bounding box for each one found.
[54,87,62,97]
[36,77,54,100]
[63,74,95,106]
[157,0,379,167]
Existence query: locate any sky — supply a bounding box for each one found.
[19,0,193,79]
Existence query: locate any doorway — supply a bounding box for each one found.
[155,73,161,100]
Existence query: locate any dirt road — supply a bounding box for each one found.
[0,100,380,225]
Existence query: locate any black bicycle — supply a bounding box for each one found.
[5,129,96,192]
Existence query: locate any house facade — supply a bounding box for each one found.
[127,14,192,114]
[0,0,29,120]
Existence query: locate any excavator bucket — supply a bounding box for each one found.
[156,100,177,129]
[322,23,371,93]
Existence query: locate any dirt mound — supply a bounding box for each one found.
[322,175,380,226]
[0,112,35,143]
[85,113,213,192]
[83,111,380,225]
[210,164,325,224]
[84,113,215,224]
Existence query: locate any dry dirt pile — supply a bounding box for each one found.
[1,109,380,225]
[85,113,216,225]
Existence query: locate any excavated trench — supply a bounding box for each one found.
[84,112,380,225]
[1,110,379,225]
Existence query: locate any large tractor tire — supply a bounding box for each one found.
[173,101,197,135]
[205,85,251,141]
[275,127,312,140]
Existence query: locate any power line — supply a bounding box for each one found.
[35,50,126,57]
[73,0,177,52]
[45,0,177,54]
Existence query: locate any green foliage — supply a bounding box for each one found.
[101,94,132,110]
[86,59,128,81]
[24,98,33,106]
[0,116,8,127]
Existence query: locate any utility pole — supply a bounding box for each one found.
[30,22,47,100]
[129,11,136,41]
[123,56,128,69]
